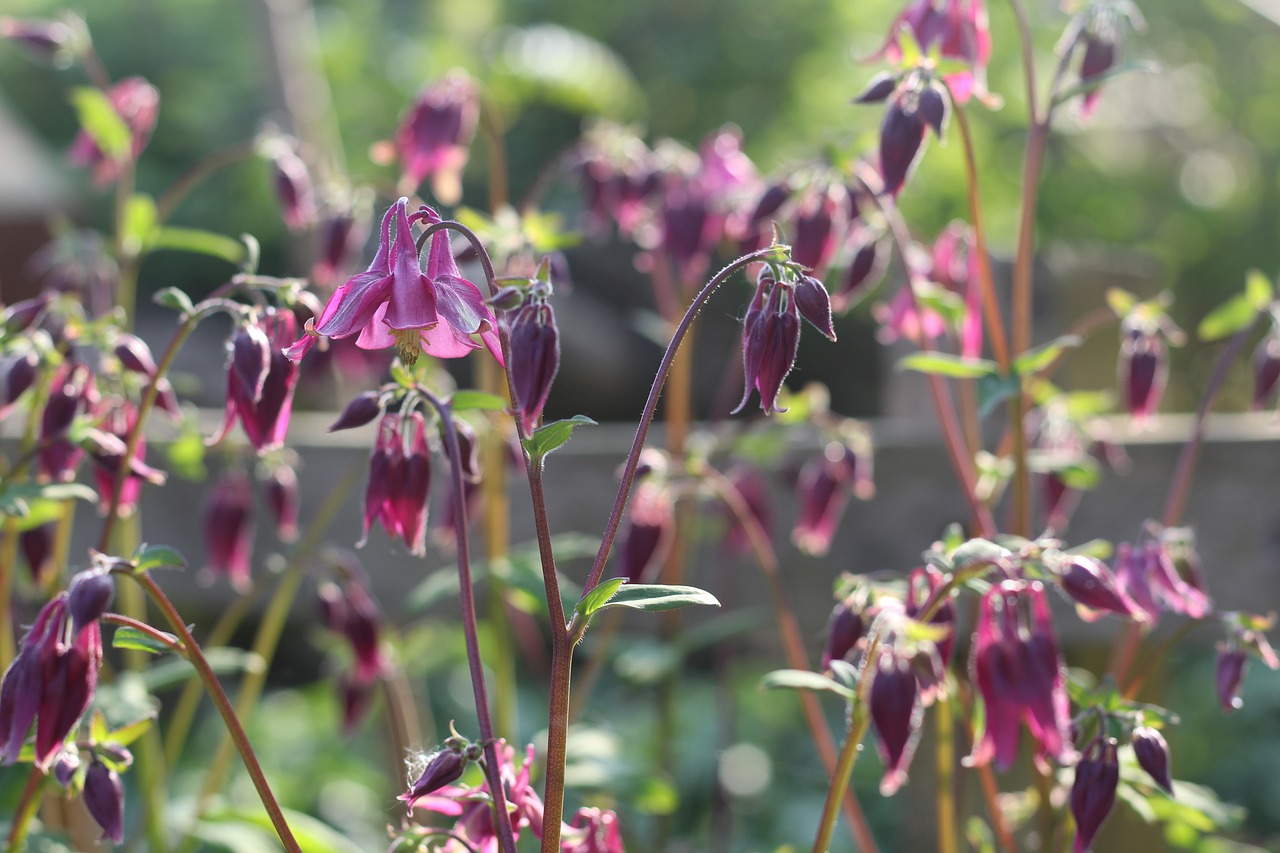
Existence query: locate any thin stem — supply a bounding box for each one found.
[5,766,47,852]
[129,572,300,853]
[1008,0,1040,124]
[935,695,958,853]
[574,247,783,601]
[957,681,1019,853]
[811,707,871,853]
[154,142,257,225]
[419,390,518,853]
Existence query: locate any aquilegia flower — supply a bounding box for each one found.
[869,644,923,795]
[286,198,501,367]
[0,569,110,769]
[68,76,159,186]
[1070,737,1119,852]
[562,808,626,853]
[203,471,255,592]
[361,412,432,556]
[213,308,301,453]
[394,71,479,205]
[318,570,387,732]
[968,580,1075,771]
[874,0,992,103]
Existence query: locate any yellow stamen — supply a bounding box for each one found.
[394,329,422,366]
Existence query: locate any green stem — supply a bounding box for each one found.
[4,766,47,852]
[936,696,957,853]
[129,572,300,853]
[811,707,871,853]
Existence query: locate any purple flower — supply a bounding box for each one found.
[39,363,97,482]
[0,580,105,770]
[360,413,432,556]
[1119,325,1167,425]
[789,186,847,278]
[1067,4,1143,119]
[968,581,1074,771]
[614,481,674,584]
[562,807,625,853]
[508,298,560,431]
[67,569,114,636]
[329,391,383,432]
[265,465,300,542]
[873,0,992,104]
[791,441,873,557]
[203,471,255,592]
[1113,539,1210,626]
[0,15,83,66]
[213,309,301,453]
[90,403,165,517]
[734,273,802,415]
[821,594,866,671]
[905,565,954,666]
[869,646,923,795]
[1070,737,1119,852]
[720,464,772,558]
[1055,554,1137,622]
[68,77,159,186]
[399,747,469,814]
[268,142,316,231]
[394,72,479,205]
[83,759,124,844]
[1131,726,1173,794]
[20,524,53,584]
[286,199,501,367]
[832,229,885,312]
[1251,334,1280,410]
[313,202,371,288]
[1216,647,1247,713]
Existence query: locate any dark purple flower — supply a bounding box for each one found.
[213,309,301,453]
[114,333,158,376]
[394,72,479,205]
[67,569,114,636]
[203,471,255,592]
[720,464,772,558]
[1251,335,1280,410]
[854,72,898,104]
[313,202,371,288]
[1,350,38,416]
[563,807,625,853]
[20,524,53,583]
[879,86,928,197]
[615,481,673,584]
[1,293,53,334]
[821,594,866,671]
[0,588,103,770]
[1216,646,1247,713]
[265,465,299,542]
[1056,554,1136,621]
[91,403,165,516]
[905,565,954,666]
[329,391,383,432]
[68,77,159,186]
[791,441,872,557]
[872,0,992,104]
[969,581,1074,771]
[790,186,846,278]
[83,759,124,844]
[400,747,468,814]
[360,413,432,556]
[1071,738,1119,852]
[734,274,801,415]
[1119,326,1167,425]
[869,647,923,795]
[268,143,316,231]
[832,231,885,312]
[793,275,837,342]
[1131,726,1172,793]
[508,299,560,431]
[39,363,96,482]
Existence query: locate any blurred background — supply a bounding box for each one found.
[3,0,1280,850]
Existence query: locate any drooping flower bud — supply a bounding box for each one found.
[735,274,801,415]
[269,143,316,231]
[20,524,53,583]
[1251,334,1280,410]
[1070,737,1119,852]
[329,391,383,432]
[394,71,479,205]
[83,759,125,844]
[265,464,300,542]
[360,413,432,556]
[1055,554,1136,621]
[720,463,772,557]
[508,300,560,431]
[832,232,885,313]
[1131,726,1173,793]
[821,594,866,670]
[313,202,371,288]
[1119,327,1167,425]
[231,321,272,405]
[203,471,255,592]
[790,186,846,278]
[1216,646,1247,713]
[1,293,52,335]
[878,77,946,197]
[214,309,302,453]
[869,647,923,795]
[2,350,39,411]
[40,364,95,482]
[67,568,115,636]
[854,72,898,104]
[905,565,955,667]
[792,440,871,556]
[793,275,837,342]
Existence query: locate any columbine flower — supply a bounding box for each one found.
[318,570,387,732]
[735,272,801,414]
[968,580,1074,771]
[1112,540,1210,626]
[203,471,255,592]
[874,0,992,104]
[869,644,923,795]
[1251,333,1280,410]
[877,74,947,197]
[1131,726,1173,793]
[905,565,955,666]
[791,439,873,556]
[821,591,867,671]
[68,77,159,186]
[614,479,674,584]
[213,308,301,453]
[0,570,109,769]
[39,363,98,482]
[1063,2,1144,119]
[1118,325,1167,424]
[20,524,53,583]
[360,413,432,556]
[90,402,166,517]
[83,758,125,844]
[393,72,479,205]
[1052,553,1137,622]
[1070,737,1119,852]
[264,464,299,542]
[266,140,316,231]
[720,463,772,558]
[508,294,560,432]
[562,808,625,853]
[286,199,501,367]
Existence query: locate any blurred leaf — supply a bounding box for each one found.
[594,583,719,613]
[121,194,158,257]
[488,24,643,119]
[207,808,365,853]
[151,227,247,265]
[1013,335,1082,375]
[759,668,854,699]
[1106,288,1137,317]
[450,390,506,412]
[950,538,1011,570]
[1052,60,1160,108]
[102,713,155,748]
[166,422,207,480]
[112,625,180,655]
[614,639,681,684]
[0,482,97,520]
[68,87,130,159]
[133,544,188,572]
[632,776,679,816]
[141,647,265,692]
[977,372,1019,419]
[898,352,998,379]
[153,286,196,315]
[406,532,596,611]
[522,415,596,464]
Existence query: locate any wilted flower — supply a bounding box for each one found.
[563,807,625,853]
[873,0,992,104]
[1070,737,1119,852]
[394,72,479,205]
[68,77,159,186]
[0,572,107,769]
[1131,726,1173,793]
[213,309,301,453]
[286,199,501,367]
[360,413,432,556]
[968,581,1074,771]
[869,645,923,795]
[83,758,124,844]
[203,471,255,592]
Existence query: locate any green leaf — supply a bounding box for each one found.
[68,87,131,159]
[102,713,155,748]
[208,807,367,853]
[759,668,855,699]
[898,352,998,379]
[1246,269,1273,309]
[488,24,644,119]
[522,415,597,463]
[0,481,98,519]
[1106,288,1137,318]
[450,390,507,412]
[151,227,247,265]
[593,583,720,613]
[133,544,188,572]
[951,538,1011,570]
[141,647,264,692]
[166,423,207,480]
[1198,293,1259,341]
[574,577,626,618]
[153,287,196,315]
[976,372,1020,419]
[1013,335,1082,375]
[112,625,180,655]
[121,194,158,257]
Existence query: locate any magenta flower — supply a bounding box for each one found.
[68,77,159,186]
[39,363,97,482]
[874,0,991,104]
[360,412,432,556]
[90,402,166,517]
[968,581,1075,771]
[267,142,316,231]
[0,574,107,770]
[1055,554,1138,622]
[905,565,955,666]
[1070,737,1119,852]
[318,574,387,732]
[406,742,545,853]
[562,808,625,853]
[791,441,873,556]
[869,645,923,795]
[213,308,301,453]
[821,593,867,671]
[394,72,479,205]
[1119,326,1167,425]
[734,273,800,415]
[203,471,255,592]
[720,463,772,558]
[1112,540,1210,626]
[508,297,560,431]
[286,199,500,367]
[265,464,299,542]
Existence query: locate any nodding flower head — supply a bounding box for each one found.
[265,139,316,231]
[792,439,873,557]
[394,71,479,205]
[1064,2,1144,119]
[1070,737,1120,852]
[286,199,501,368]
[734,272,807,415]
[203,471,255,592]
[68,76,159,186]
[968,580,1075,772]
[1131,726,1173,794]
[214,308,301,454]
[360,412,432,557]
[877,74,948,197]
[873,0,992,104]
[508,291,560,432]
[614,479,674,585]
[869,644,924,795]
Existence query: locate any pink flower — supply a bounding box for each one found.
[562,808,625,853]
[394,72,479,205]
[875,0,991,104]
[360,413,432,556]
[286,199,501,367]
[213,309,301,453]
[68,77,159,186]
[203,471,255,592]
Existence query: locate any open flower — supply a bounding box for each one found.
[393,72,479,205]
[874,0,991,104]
[286,198,500,367]
[68,76,159,186]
